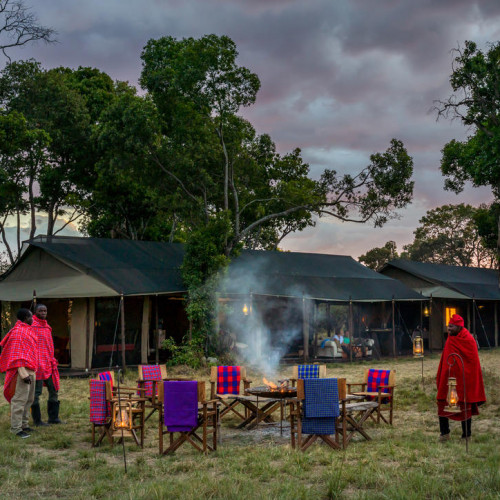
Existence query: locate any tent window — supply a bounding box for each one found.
[445,307,457,325]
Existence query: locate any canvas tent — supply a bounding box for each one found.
[0,236,424,368]
[381,259,500,348]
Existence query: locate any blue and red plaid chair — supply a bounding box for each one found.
[209,366,251,421]
[347,368,396,424]
[90,380,113,447]
[137,364,168,422]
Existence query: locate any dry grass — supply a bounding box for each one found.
[0,350,499,499]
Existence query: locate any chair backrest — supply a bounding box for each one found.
[363,368,395,393]
[138,364,168,381]
[292,364,327,380]
[89,380,112,424]
[96,371,115,388]
[297,377,346,401]
[158,380,206,404]
[210,366,246,395]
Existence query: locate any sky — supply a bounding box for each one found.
[5,0,500,259]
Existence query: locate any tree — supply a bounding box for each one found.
[436,41,500,262]
[359,241,399,271]
[139,34,415,350]
[0,0,55,61]
[402,204,497,267]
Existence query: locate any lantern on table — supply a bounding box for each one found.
[444,377,460,413]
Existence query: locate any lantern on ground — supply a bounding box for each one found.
[413,336,424,358]
[112,401,133,436]
[444,377,460,413]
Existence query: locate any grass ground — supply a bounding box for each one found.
[0,350,499,500]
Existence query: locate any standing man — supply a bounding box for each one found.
[0,308,38,438]
[31,304,62,426]
[436,314,486,441]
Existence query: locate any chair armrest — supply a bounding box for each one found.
[347,382,366,392]
[377,384,395,389]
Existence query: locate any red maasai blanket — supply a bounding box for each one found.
[90,380,111,424]
[217,366,241,395]
[32,316,60,391]
[436,327,486,421]
[98,371,114,391]
[141,365,162,398]
[0,321,38,403]
[366,369,391,402]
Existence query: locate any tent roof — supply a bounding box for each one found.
[382,259,500,300]
[0,236,424,302]
[224,250,424,302]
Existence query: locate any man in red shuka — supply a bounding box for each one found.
[0,308,37,438]
[31,304,62,426]
[436,314,486,442]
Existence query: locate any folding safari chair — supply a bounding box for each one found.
[289,377,346,451]
[290,364,327,386]
[209,366,252,422]
[90,380,113,447]
[91,375,147,448]
[158,380,218,455]
[347,368,396,425]
[137,364,168,422]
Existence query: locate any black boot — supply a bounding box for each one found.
[47,401,64,424]
[31,404,49,427]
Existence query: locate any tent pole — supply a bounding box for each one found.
[155,295,159,364]
[392,297,396,357]
[348,297,353,363]
[120,294,126,371]
[495,302,498,348]
[472,296,476,338]
[327,303,331,336]
[302,294,309,362]
[85,297,90,370]
[429,295,433,353]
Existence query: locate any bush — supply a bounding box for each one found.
[161,336,205,368]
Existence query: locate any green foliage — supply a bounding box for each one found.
[402,204,497,267]
[161,336,204,368]
[438,40,500,256]
[358,240,399,271]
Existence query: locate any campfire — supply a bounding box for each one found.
[246,377,297,398]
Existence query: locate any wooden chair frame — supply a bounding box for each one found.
[209,366,252,422]
[347,368,396,425]
[90,380,146,448]
[137,364,168,422]
[289,378,346,451]
[290,364,327,386]
[158,381,218,455]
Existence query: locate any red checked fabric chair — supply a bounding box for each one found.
[92,374,147,447]
[137,364,168,421]
[347,368,396,424]
[90,380,113,447]
[158,380,218,455]
[209,366,252,422]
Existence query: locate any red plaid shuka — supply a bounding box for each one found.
[140,365,163,398]
[366,369,391,401]
[32,316,60,391]
[217,366,241,395]
[0,321,38,403]
[90,380,111,424]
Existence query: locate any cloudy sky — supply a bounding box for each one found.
[6,0,500,258]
